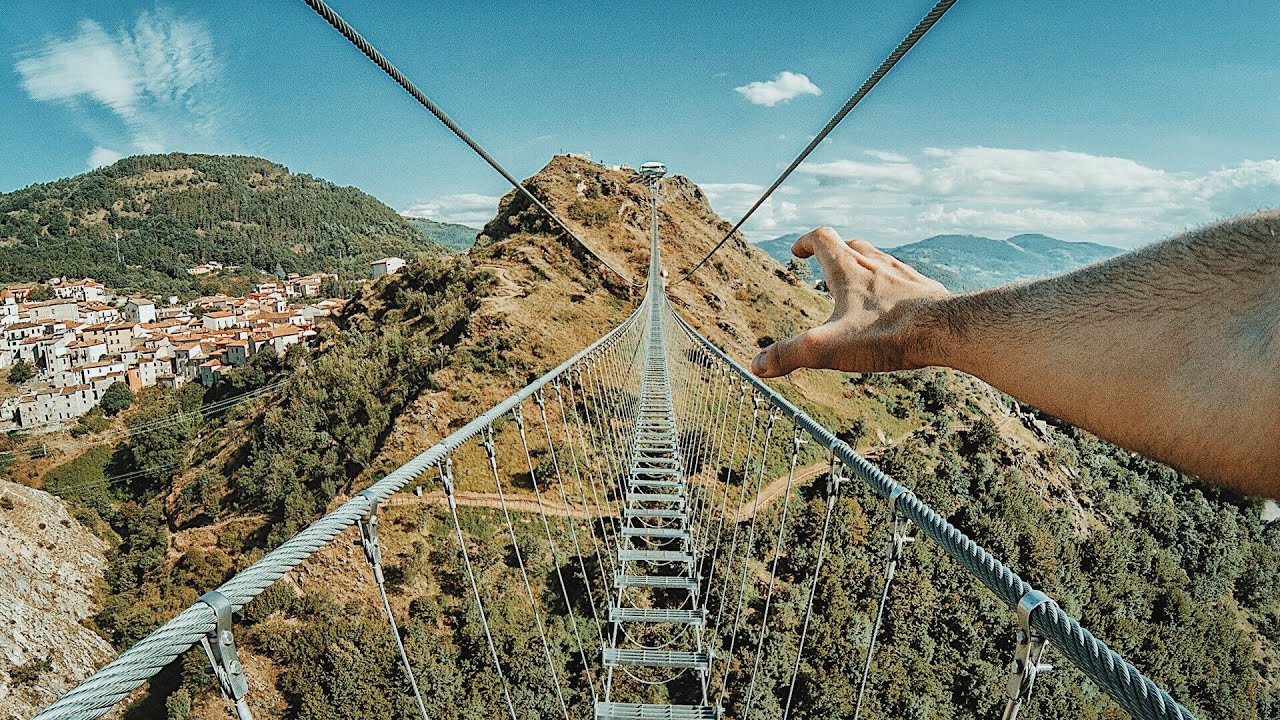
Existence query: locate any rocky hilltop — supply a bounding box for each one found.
[0,481,113,720]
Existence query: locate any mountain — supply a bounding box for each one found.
[756,231,1122,291]
[9,155,1277,719]
[0,153,444,296]
[890,233,1122,288]
[402,215,478,251]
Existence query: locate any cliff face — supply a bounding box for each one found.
[0,481,113,720]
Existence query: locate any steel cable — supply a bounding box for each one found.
[674,0,958,286]
[300,0,634,285]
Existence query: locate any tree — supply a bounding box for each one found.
[786,257,811,283]
[27,284,52,301]
[7,360,34,383]
[100,381,134,416]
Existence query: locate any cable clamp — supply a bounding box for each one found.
[438,458,458,509]
[355,489,383,581]
[198,590,253,720]
[1003,590,1055,720]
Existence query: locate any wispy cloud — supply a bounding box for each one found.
[703,146,1280,248]
[734,71,822,107]
[401,193,503,228]
[15,9,232,168]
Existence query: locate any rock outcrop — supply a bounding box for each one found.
[0,481,113,720]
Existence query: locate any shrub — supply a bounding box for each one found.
[99,381,133,416]
[7,360,34,383]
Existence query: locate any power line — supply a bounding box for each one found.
[300,0,635,286]
[673,0,958,286]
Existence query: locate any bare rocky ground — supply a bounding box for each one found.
[0,481,113,720]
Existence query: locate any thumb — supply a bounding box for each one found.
[752,330,823,378]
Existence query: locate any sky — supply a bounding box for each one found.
[2,1,1278,249]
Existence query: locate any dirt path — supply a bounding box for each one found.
[476,264,525,317]
[385,488,602,520]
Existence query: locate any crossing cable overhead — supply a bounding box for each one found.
[299,0,634,286]
[673,0,958,286]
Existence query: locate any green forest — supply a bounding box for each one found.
[15,255,1277,720]
[0,153,455,296]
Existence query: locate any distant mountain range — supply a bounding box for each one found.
[755,232,1122,291]
[402,216,478,252]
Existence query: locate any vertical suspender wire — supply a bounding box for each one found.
[362,524,430,720]
[694,366,734,553]
[716,410,778,711]
[782,454,842,719]
[700,383,748,605]
[514,406,599,705]
[537,390,607,649]
[483,424,573,720]
[566,374,621,572]
[438,458,518,720]
[852,507,911,720]
[554,380,618,622]
[575,366,622,514]
[713,396,763,635]
[741,424,805,720]
[690,362,731,560]
[582,363,628,505]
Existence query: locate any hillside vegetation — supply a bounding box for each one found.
[10,155,1276,720]
[0,153,444,296]
[402,216,479,252]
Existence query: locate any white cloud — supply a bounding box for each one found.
[734,71,822,107]
[87,146,124,169]
[401,193,503,228]
[706,147,1280,248]
[864,149,909,163]
[15,9,231,158]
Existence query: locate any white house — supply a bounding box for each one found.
[202,310,237,331]
[123,299,157,323]
[53,279,105,302]
[78,301,119,325]
[370,257,406,279]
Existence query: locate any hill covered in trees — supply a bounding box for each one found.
[0,153,444,296]
[402,216,478,252]
[7,156,1276,720]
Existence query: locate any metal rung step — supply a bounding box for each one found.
[608,607,706,625]
[632,468,682,477]
[619,549,693,563]
[624,508,687,520]
[622,526,690,540]
[626,493,685,505]
[603,648,712,670]
[634,455,680,464]
[628,479,683,491]
[614,574,699,591]
[594,704,718,720]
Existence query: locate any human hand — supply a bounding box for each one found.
[751,227,949,378]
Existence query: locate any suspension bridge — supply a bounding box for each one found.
[31,1,1204,719]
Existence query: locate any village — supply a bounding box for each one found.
[0,256,407,432]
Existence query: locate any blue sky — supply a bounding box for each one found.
[3,1,1278,248]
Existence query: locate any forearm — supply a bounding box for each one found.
[916,211,1280,495]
